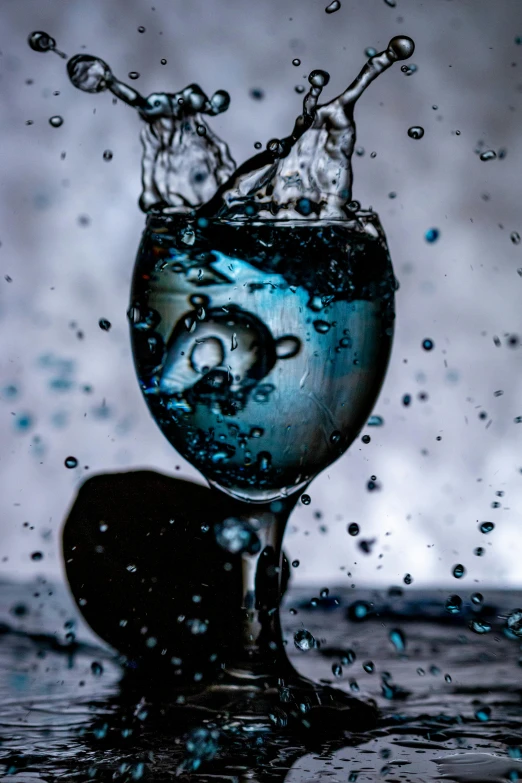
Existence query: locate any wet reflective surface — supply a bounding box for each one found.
[2,581,522,780]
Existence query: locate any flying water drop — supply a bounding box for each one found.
[294,629,317,651]
[325,0,341,12]
[407,126,424,140]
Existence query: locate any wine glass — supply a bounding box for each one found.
[129,210,395,730]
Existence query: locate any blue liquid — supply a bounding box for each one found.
[130,214,395,501]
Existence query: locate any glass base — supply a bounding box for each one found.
[137,671,378,735]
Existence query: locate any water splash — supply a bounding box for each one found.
[204,36,415,220]
[29,33,236,212]
[29,32,414,219]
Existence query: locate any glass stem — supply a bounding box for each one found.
[213,493,299,683]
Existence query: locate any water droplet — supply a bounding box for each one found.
[214,517,261,554]
[294,629,316,651]
[126,564,137,573]
[332,662,343,677]
[480,149,497,161]
[160,58,167,65]
[480,521,495,534]
[91,661,103,676]
[389,628,406,652]
[313,320,331,334]
[292,559,300,568]
[363,660,375,673]
[180,227,195,245]
[348,523,360,536]
[128,71,140,80]
[325,0,341,13]
[511,232,521,245]
[506,609,522,637]
[425,228,440,243]
[49,115,63,128]
[64,456,78,469]
[474,546,485,557]
[453,563,466,579]
[102,149,113,161]
[403,573,413,585]
[401,63,418,76]
[422,338,434,350]
[98,318,111,331]
[137,26,146,33]
[254,141,263,149]
[292,58,301,67]
[301,493,311,505]
[28,31,57,53]
[384,0,397,7]
[445,673,452,682]
[365,47,377,57]
[402,394,412,406]
[275,335,301,359]
[445,594,462,614]
[361,435,371,444]
[368,415,384,426]
[330,430,341,444]
[407,125,424,140]
[196,125,207,137]
[474,705,491,722]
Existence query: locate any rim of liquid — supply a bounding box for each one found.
[146,209,385,236]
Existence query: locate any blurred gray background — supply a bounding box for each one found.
[0,0,521,588]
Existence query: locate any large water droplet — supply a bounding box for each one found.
[49,115,64,128]
[469,619,491,637]
[294,629,317,651]
[67,54,113,93]
[407,126,424,140]
[452,563,466,579]
[388,36,415,60]
[480,521,495,534]
[480,149,497,161]
[64,456,78,469]
[325,0,341,12]
[506,609,522,637]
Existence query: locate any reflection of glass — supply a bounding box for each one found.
[129,212,395,728]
